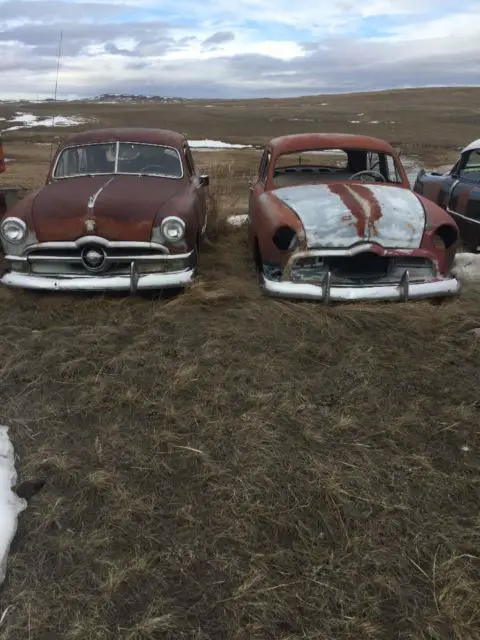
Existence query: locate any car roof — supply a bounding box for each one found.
[267,133,397,155]
[61,127,186,148]
[461,138,480,154]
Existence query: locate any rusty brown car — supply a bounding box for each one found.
[413,138,480,252]
[248,133,461,302]
[0,127,209,292]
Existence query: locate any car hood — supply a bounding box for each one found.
[272,183,426,249]
[31,174,185,242]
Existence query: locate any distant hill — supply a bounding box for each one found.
[0,94,186,105]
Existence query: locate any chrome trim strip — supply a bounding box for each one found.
[87,177,115,211]
[1,269,195,292]
[447,179,460,198]
[129,261,140,293]
[23,237,171,253]
[400,269,410,302]
[446,207,480,226]
[322,270,331,304]
[6,251,192,263]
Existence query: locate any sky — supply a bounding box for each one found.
[0,0,480,100]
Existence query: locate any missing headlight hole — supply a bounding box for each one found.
[434,225,458,250]
[272,225,296,251]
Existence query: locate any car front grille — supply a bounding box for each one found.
[263,251,437,285]
[13,239,191,276]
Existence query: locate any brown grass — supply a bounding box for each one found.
[1,93,480,639]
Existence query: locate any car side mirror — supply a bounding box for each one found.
[199,174,209,187]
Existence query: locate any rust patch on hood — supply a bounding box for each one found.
[328,183,383,238]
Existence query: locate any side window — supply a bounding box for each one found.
[385,154,401,183]
[183,145,195,177]
[460,150,480,175]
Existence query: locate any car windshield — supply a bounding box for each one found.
[272,147,403,187]
[53,142,183,179]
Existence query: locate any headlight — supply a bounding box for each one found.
[160,216,185,242]
[0,217,27,244]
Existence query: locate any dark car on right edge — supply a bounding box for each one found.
[413,138,480,252]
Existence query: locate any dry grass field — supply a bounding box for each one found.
[0,88,480,639]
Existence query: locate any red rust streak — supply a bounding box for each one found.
[328,183,383,238]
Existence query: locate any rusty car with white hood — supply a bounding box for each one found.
[248,133,461,302]
[0,127,209,292]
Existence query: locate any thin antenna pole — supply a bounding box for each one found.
[50,30,63,161]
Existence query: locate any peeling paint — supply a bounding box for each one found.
[272,183,425,249]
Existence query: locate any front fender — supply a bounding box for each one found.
[253,191,304,265]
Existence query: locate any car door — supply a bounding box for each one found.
[248,149,270,244]
[248,149,270,219]
[447,150,480,217]
[432,153,471,210]
[184,143,207,234]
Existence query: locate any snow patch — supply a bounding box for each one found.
[349,120,360,124]
[227,214,248,227]
[452,252,480,281]
[189,139,252,149]
[4,112,89,131]
[0,426,27,587]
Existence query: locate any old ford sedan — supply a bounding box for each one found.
[0,128,209,292]
[248,133,461,302]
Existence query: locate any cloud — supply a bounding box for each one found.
[0,0,479,99]
[202,31,235,50]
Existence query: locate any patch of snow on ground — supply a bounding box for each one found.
[0,426,27,587]
[452,252,480,281]
[369,120,379,124]
[189,139,252,149]
[227,214,248,227]
[5,112,89,131]
[350,120,360,124]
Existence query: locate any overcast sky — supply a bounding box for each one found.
[1,0,480,99]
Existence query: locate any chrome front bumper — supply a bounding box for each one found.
[1,264,195,292]
[261,274,461,301]
[261,247,462,302]
[1,236,195,292]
